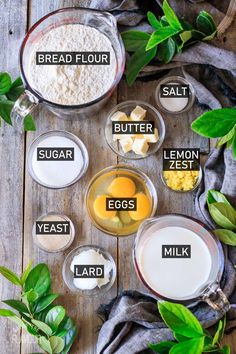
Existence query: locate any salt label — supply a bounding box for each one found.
[74,265,104,278]
[160,84,189,97]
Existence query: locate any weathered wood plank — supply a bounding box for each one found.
[22,1,118,353]
[0,1,28,353]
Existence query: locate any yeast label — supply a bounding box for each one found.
[106,198,137,211]
[37,147,74,161]
[160,84,189,98]
[74,265,104,278]
[112,121,155,135]
[36,52,110,65]
[36,221,70,235]
[163,148,200,171]
[162,245,191,258]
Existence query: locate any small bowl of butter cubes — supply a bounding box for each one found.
[105,100,165,159]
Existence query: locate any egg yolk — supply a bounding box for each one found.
[108,177,136,198]
[93,194,117,220]
[129,193,151,221]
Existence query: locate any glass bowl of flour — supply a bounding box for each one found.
[11,8,125,130]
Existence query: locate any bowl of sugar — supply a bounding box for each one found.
[155,76,195,115]
[27,130,89,189]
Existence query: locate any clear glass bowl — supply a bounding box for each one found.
[62,245,116,296]
[27,130,89,189]
[161,166,203,193]
[85,164,158,236]
[155,76,195,115]
[105,100,166,160]
[32,212,75,253]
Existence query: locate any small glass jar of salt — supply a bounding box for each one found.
[155,76,195,115]
[33,212,75,252]
[27,130,89,189]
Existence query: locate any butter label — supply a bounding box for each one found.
[106,198,137,211]
[74,265,104,278]
[163,148,200,171]
[37,147,74,161]
[162,245,191,258]
[160,84,189,98]
[112,121,155,135]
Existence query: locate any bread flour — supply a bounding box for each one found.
[28,24,117,105]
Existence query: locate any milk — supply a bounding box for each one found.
[31,135,84,188]
[137,226,212,300]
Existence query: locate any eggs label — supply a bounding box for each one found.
[160,84,189,98]
[163,148,200,171]
[106,198,137,211]
[36,51,110,65]
[37,147,74,161]
[36,221,70,234]
[162,245,191,258]
[112,121,155,135]
[74,265,104,278]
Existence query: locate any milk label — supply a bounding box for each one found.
[74,265,104,278]
[162,245,191,258]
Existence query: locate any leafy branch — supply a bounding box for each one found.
[0,72,36,131]
[191,108,236,160]
[0,262,78,354]
[121,0,217,86]
[149,301,230,353]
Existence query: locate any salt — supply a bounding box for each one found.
[159,82,189,112]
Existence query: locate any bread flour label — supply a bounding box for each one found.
[36,51,111,65]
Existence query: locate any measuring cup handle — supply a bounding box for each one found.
[10,90,39,132]
[201,285,230,315]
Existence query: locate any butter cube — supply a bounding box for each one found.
[111,111,128,121]
[113,133,134,141]
[130,106,147,121]
[119,137,133,153]
[132,138,149,155]
[145,128,159,143]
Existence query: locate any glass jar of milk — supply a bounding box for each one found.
[11,8,125,131]
[134,215,230,313]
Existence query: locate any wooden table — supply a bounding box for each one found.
[0,1,235,353]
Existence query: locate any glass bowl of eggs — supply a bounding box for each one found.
[85,164,158,236]
[105,100,165,160]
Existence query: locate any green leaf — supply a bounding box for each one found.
[158,301,204,338]
[222,345,231,354]
[179,31,192,48]
[212,320,223,346]
[31,319,53,336]
[0,266,22,286]
[49,336,65,353]
[146,27,180,50]
[0,100,13,125]
[149,341,175,353]
[27,324,39,336]
[157,37,176,63]
[0,72,12,95]
[216,126,236,147]
[170,337,205,354]
[21,260,33,285]
[60,325,78,354]
[0,308,16,316]
[25,263,51,299]
[196,11,217,36]
[45,306,66,332]
[34,294,59,314]
[121,30,150,52]
[208,203,236,230]
[0,309,27,329]
[207,190,231,206]
[3,300,29,314]
[25,289,39,303]
[24,114,36,131]
[232,132,236,159]
[174,332,189,342]
[191,108,236,138]
[10,77,23,89]
[147,11,162,29]
[162,0,183,30]
[6,86,25,101]
[126,45,157,86]
[38,336,52,354]
[214,229,236,246]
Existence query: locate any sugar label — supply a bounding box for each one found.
[37,147,74,161]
